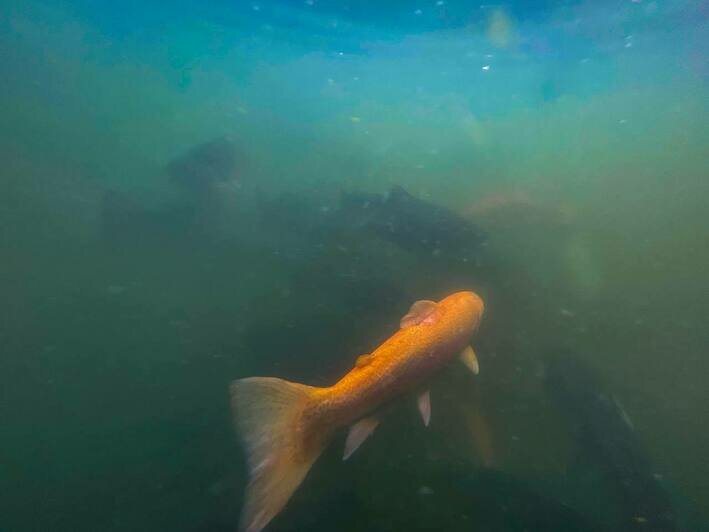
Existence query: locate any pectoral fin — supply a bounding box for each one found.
[418,390,431,427]
[343,417,379,460]
[460,345,480,375]
[400,300,439,328]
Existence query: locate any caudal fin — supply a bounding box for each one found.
[230,377,329,532]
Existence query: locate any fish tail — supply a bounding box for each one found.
[230,377,330,532]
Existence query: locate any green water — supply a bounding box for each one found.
[1,1,707,531]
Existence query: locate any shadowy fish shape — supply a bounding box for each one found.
[167,137,241,192]
[340,186,487,262]
[545,355,677,532]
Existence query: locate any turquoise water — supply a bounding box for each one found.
[1,1,707,531]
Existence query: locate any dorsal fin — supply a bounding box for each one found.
[400,300,438,329]
[355,353,374,368]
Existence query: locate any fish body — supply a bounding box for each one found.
[167,137,241,192]
[340,186,487,261]
[230,291,484,532]
[306,291,483,431]
[545,356,677,532]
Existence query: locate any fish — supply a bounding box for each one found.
[339,186,487,262]
[167,137,242,192]
[545,355,677,532]
[229,291,485,532]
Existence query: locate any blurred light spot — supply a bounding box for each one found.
[414,9,423,15]
[487,8,516,48]
[482,64,491,71]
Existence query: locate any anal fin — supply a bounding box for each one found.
[418,390,431,427]
[343,417,379,460]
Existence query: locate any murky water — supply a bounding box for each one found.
[1,1,707,531]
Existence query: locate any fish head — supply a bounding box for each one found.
[440,291,485,334]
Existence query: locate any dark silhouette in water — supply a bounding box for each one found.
[256,186,488,272]
[339,186,487,262]
[167,137,242,193]
[100,137,246,243]
[274,461,600,532]
[436,467,600,532]
[545,355,677,532]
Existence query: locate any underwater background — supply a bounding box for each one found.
[1,0,707,530]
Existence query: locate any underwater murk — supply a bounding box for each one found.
[1,0,707,531]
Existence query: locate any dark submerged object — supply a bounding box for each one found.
[545,355,677,532]
[340,186,487,262]
[167,137,240,192]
